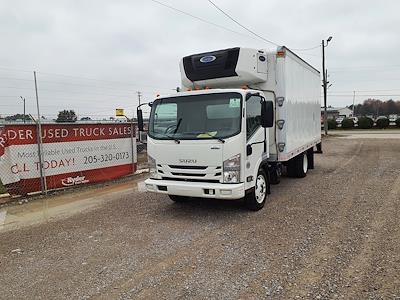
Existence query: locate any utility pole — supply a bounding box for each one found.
[137,91,142,107]
[322,36,332,135]
[19,96,26,123]
[136,91,142,142]
[352,91,356,117]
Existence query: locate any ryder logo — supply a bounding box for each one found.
[61,175,89,187]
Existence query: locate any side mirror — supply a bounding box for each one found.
[137,108,144,131]
[246,144,253,156]
[261,101,274,128]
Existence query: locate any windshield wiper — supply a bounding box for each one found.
[163,133,180,144]
[165,118,183,143]
[173,118,182,134]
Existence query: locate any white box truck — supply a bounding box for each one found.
[138,46,321,210]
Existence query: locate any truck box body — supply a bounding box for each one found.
[181,46,321,162]
[273,48,321,161]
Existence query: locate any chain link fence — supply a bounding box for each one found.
[0,69,155,201]
[0,120,143,198]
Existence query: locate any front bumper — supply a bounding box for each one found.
[144,179,245,200]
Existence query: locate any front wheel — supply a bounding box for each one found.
[244,168,269,211]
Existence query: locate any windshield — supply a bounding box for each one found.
[149,92,242,140]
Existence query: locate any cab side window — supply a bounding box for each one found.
[246,96,262,140]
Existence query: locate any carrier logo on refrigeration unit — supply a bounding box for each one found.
[199,55,217,63]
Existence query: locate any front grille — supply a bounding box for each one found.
[171,172,205,177]
[162,177,220,183]
[158,164,222,182]
[169,165,207,170]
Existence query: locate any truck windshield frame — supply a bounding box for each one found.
[148,92,242,141]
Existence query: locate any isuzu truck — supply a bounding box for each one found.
[138,46,321,210]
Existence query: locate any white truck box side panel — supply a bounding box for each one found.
[277,51,321,161]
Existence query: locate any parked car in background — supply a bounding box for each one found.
[376,116,388,121]
[348,117,358,126]
[336,116,345,125]
[389,114,398,122]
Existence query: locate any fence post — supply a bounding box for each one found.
[33,72,47,195]
[130,118,135,174]
[29,115,45,195]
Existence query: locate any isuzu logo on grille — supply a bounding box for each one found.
[179,159,197,163]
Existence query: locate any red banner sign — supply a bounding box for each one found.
[0,123,136,195]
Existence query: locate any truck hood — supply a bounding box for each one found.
[147,139,223,167]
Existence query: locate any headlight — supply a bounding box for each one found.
[223,154,241,183]
[148,155,158,178]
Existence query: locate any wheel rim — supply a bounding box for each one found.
[303,154,308,174]
[255,174,266,203]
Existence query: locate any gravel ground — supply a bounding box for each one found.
[0,137,399,299]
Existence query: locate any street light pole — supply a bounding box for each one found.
[322,36,332,135]
[20,96,26,123]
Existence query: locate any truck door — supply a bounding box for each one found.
[245,94,266,190]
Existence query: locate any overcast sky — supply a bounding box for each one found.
[1,0,400,119]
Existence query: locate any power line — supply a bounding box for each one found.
[37,71,173,90]
[0,76,172,92]
[330,77,400,83]
[330,64,400,71]
[151,0,317,51]
[291,45,321,51]
[207,0,280,46]
[0,66,175,91]
[0,66,32,73]
[149,0,255,40]
[0,85,160,98]
[330,89,400,93]
[329,94,400,97]
[206,0,321,51]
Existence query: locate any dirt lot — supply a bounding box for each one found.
[1,137,399,299]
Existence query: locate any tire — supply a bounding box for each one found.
[287,152,308,178]
[245,168,269,211]
[315,142,323,154]
[269,163,281,185]
[168,195,188,203]
[307,148,314,169]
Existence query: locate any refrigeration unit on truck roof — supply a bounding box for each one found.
[180,47,271,89]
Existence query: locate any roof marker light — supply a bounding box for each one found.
[277,50,285,58]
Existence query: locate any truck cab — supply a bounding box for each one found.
[145,87,273,210]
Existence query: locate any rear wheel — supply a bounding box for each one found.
[315,142,323,153]
[307,148,314,169]
[245,168,269,211]
[287,152,308,178]
[168,195,188,203]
